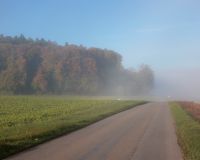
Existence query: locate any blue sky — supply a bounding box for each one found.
[1,0,200,70]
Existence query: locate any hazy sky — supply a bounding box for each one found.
[1,0,200,70]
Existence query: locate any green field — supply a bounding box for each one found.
[170,102,200,160]
[0,96,145,159]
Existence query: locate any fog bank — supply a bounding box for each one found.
[153,68,200,101]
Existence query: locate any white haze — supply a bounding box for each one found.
[152,68,200,101]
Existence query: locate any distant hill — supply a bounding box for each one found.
[0,34,154,95]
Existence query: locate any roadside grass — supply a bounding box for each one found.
[0,96,145,159]
[170,102,200,160]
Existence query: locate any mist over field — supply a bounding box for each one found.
[0,34,200,101]
[153,69,200,101]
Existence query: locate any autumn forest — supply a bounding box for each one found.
[0,35,154,95]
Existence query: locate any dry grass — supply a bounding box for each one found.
[178,101,200,121]
[170,102,200,160]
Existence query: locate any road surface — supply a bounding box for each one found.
[6,102,183,160]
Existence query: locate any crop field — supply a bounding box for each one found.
[170,102,200,160]
[0,96,145,159]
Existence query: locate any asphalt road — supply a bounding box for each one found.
[6,102,183,160]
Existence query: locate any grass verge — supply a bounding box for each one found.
[170,102,200,160]
[0,96,146,159]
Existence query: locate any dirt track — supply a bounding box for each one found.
[6,102,183,160]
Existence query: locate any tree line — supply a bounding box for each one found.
[0,34,154,95]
